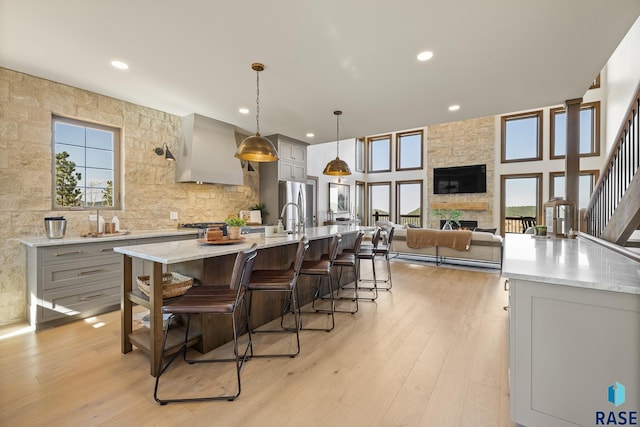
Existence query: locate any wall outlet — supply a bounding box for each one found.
[169,211,178,220]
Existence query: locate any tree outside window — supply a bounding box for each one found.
[52,116,120,209]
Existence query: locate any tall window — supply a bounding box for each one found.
[396,180,422,227]
[367,135,391,172]
[368,182,391,224]
[396,130,423,171]
[550,102,600,158]
[355,137,365,172]
[501,111,543,163]
[355,181,366,222]
[52,116,120,210]
[501,174,542,234]
[550,171,599,209]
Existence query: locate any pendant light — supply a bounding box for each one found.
[235,63,279,162]
[323,110,352,176]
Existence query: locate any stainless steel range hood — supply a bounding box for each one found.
[175,113,244,185]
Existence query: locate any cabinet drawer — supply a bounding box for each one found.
[41,241,128,263]
[42,256,123,291]
[40,282,120,322]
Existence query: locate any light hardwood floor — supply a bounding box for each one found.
[0,259,513,427]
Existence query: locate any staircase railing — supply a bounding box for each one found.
[585,82,640,241]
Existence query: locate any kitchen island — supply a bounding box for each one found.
[114,225,366,376]
[502,233,640,427]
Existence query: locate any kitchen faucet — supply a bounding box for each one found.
[280,202,305,234]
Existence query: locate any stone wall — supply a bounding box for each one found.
[0,68,259,326]
[427,116,495,229]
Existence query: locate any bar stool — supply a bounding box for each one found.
[333,231,363,313]
[355,228,386,301]
[153,244,258,404]
[247,237,309,358]
[372,226,394,291]
[297,233,341,332]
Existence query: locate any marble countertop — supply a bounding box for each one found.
[19,229,198,247]
[113,225,367,264]
[502,233,640,294]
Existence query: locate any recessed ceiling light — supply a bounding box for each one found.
[239,107,250,114]
[449,105,460,111]
[110,60,129,70]
[306,133,314,138]
[417,51,434,61]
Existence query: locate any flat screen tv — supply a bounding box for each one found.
[434,164,487,194]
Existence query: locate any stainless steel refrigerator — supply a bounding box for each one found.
[278,181,315,232]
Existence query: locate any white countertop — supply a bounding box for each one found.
[502,233,640,294]
[19,229,198,247]
[113,225,367,264]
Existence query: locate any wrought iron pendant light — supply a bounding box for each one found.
[323,110,352,176]
[235,63,279,162]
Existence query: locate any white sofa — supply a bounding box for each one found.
[378,222,503,268]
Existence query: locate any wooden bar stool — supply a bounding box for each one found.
[153,244,258,404]
[298,233,341,332]
[247,237,309,358]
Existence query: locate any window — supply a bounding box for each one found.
[396,130,423,171]
[367,135,391,172]
[501,111,543,163]
[396,180,422,227]
[550,102,600,158]
[368,182,391,225]
[501,174,542,234]
[550,170,599,210]
[355,181,366,223]
[355,137,365,172]
[52,116,120,210]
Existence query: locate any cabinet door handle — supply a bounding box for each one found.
[504,279,510,291]
[78,292,104,301]
[54,250,82,257]
[78,268,104,276]
[99,248,113,252]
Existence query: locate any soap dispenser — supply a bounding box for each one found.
[112,215,120,232]
[276,219,284,234]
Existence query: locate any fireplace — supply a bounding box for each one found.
[440,220,478,230]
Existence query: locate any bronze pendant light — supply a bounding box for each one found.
[323,110,352,176]
[235,63,279,162]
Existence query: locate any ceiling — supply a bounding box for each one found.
[1,1,639,144]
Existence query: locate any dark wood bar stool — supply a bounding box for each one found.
[333,231,363,313]
[297,233,341,332]
[153,244,258,404]
[247,237,309,358]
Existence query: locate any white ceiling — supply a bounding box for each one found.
[1,1,639,144]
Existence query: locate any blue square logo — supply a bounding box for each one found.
[608,382,626,407]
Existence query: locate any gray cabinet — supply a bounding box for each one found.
[508,279,640,427]
[266,134,308,183]
[25,234,193,330]
[259,134,308,225]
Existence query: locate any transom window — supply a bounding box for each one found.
[550,102,600,159]
[367,135,391,173]
[355,137,365,172]
[52,116,121,210]
[396,130,423,171]
[501,111,543,163]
